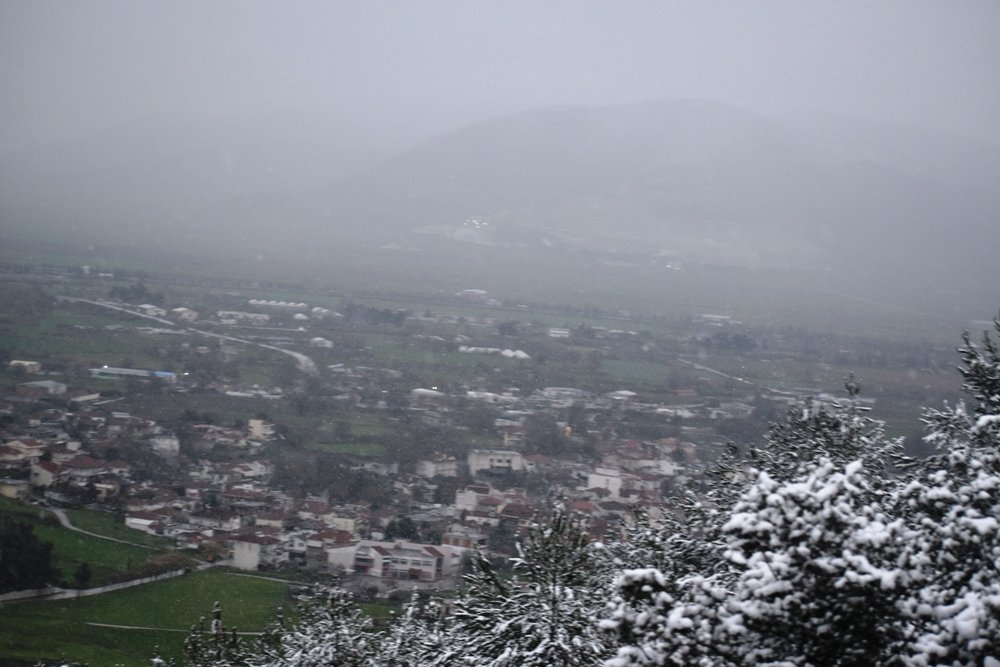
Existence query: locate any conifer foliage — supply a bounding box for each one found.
[435,507,612,667]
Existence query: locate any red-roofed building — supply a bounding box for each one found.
[0,439,46,469]
[568,500,598,514]
[126,510,164,535]
[64,454,110,485]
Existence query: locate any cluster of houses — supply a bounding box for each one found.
[3,291,851,593]
[1,368,701,588]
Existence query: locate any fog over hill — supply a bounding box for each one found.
[0,111,392,241]
[2,99,998,330]
[328,100,999,270]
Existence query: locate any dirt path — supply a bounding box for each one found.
[85,622,263,636]
[50,508,161,550]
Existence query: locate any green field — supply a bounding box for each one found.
[0,297,169,370]
[0,498,170,588]
[63,508,174,549]
[305,441,386,457]
[0,569,290,666]
[601,358,673,389]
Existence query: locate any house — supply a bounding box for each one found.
[125,488,180,512]
[586,466,624,498]
[253,510,295,530]
[416,456,459,479]
[297,500,334,523]
[0,439,47,468]
[467,449,526,475]
[328,540,464,581]
[247,419,276,441]
[64,455,109,484]
[89,366,178,384]
[0,479,30,499]
[136,304,168,317]
[150,434,180,457]
[8,360,42,374]
[189,508,242,533]
[125,510,164,535]
[16,380,67,398]
[30,460,66,487]
[441,525,487,549]
[454,485,493,512]
[217,311,270,326]
[231,533,286,571]
[170,307,199,322]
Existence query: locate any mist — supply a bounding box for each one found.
[2,0,999,339]
[4,5,1000,662]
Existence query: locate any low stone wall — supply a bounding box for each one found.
[0,568,187,603]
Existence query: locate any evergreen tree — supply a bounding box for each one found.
[248,586,375,667]
[759,375,905,481]
[0,517,60,593]
[719,459,908,665]
[438,507,612,667]
[377,592,451,667]
[892,316,1000,664]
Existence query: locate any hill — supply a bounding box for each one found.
[3,99,998,334]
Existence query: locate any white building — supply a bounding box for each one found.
[416,456,459,479]
[327,540,465,581]
[217,311,270,326]
[171,307,199,322]
[232,534,286,571]
[8,360,41,374]
[467,449,526,475]
[587,466,624,498]
[247,419,276,441]
[136,304,168,317]
[89,366,177,383]
[150,434,180,457]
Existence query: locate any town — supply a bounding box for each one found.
[0,265,961,605]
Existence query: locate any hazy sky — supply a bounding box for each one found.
[2,0,999,150]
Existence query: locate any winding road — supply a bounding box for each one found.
[59,296,318,374]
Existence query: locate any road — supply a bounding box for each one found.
[60,296,318,374]
[677,357,762,389]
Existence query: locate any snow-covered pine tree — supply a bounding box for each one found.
[893,316,1000,665]
[437,507,612,667]
[605,380,909,666]
[601,496,736,666]
[719,459,908,665]
[376,591,452,667]
[759,375,905,481]
[247,586,375,667]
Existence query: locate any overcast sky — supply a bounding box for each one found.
[2,0,999,150]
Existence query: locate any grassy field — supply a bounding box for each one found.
[0,569,291,666]
[306,441,386,457]
[63,508,174,549]
[0,304,168,371]
[601,358,673,389]
[0,498,170,588]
